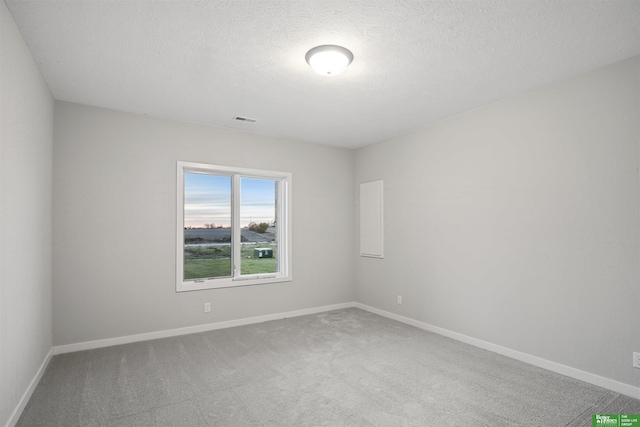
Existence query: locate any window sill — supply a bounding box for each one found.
[177,274,292,292]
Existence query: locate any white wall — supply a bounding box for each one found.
[355,57,640,388]
[0,1,54,425]
[53,102,355,346]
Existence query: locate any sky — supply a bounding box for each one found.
[184,173,276,228]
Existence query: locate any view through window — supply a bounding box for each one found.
[177,162,291,291]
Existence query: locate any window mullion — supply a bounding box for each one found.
[232,174,241,279]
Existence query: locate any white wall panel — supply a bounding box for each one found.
[1,3,54,425]
[360,180,383,258]
[52,103,356,346]
[355,57,640,389]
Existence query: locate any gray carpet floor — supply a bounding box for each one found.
[17,308,640,426]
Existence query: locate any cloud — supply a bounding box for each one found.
[184,173,276,227]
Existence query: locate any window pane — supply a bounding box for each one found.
[240,177,277,275]
[183,173,232,280]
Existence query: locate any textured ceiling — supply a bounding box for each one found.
[5,0,640,149]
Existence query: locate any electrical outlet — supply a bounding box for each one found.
[397,295,402,305]
[633,352,640,369]
[204,302,211,313]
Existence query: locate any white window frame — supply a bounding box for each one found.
[177,161,292,292]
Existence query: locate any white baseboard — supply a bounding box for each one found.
[53,302,355,355]
[354,302,640,400]
[5,347,53,427]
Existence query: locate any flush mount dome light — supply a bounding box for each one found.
[305,45,354,76]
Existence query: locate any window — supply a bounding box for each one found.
[177,162,292,291]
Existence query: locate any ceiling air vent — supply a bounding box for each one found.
[233,116,257,123]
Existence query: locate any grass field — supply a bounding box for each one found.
[184,244,277,280]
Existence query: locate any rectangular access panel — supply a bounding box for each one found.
[360,180,383,258]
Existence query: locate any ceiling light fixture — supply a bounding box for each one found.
[305,45,354,76]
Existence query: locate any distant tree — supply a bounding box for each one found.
[248,222,269,233]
